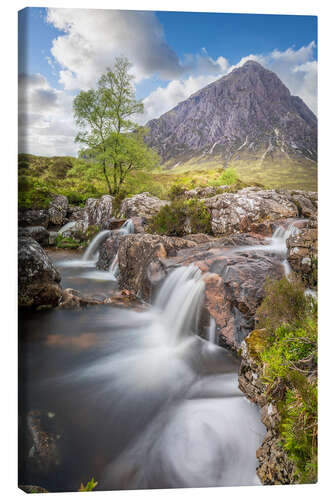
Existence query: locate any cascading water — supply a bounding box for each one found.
[82,230,111,261]
[108,219,134,278]
[208,316,216,344]
[58,265,265,490]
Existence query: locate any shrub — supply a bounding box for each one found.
[148,199,211,236]
[256,276,312,332]
[168,184,187,201]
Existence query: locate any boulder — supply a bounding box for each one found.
[184,185,228,199]
[287,218,317,286]
[203,188,298,236]
[18,236,62,307]
[117,234,197,301]
[284,190,317,218]
[48,195,68,226]
[67,205,85,222]
[58,220,88,239]
[18,226,50,247]
[59,288,146,311]
[84,195,114,229]
[96,232,124,271]
[120,192,170,219]
[18,209,49,228]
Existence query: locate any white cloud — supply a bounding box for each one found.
[18,73,78,156]
[46,8,184,90]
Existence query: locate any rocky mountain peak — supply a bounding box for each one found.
[145,61,317,168]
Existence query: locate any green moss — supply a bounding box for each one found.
[254,276,318,484]
[54,234,81,249]
[148,199,211,236]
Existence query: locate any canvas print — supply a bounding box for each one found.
[18,7,318,493]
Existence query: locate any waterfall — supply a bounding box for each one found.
[82,230,111,261]
[154,265,205,344]
[208,316,216,344]
[108,219,134,276]
[270,224,299,254]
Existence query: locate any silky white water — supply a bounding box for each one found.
[66,265,265,489]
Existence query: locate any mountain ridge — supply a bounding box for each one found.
[145,61,317,171]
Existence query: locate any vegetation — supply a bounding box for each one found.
[79,477,98,492]
[253,276,317,483]
[148,199,211,236]
[73,57,159,196]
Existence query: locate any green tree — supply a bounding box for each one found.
[73,57,159,195]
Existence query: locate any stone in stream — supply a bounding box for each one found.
[59,288,147,311]
[120,192,170,219]
[48,194,69,227]
[18,236,62,308]
[18,226,50,247]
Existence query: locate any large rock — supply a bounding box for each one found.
[67,205,85,222]
[59,288,146,311]
[48,195,68,226]
[203,188,298,236]
[58,219,88,239]
[18,236,62,307]
[18,209,49,228]
[287,217,317,286]
[117,234,196,301]
[84,195,114,229]
[184,185,228,199]
[120,192,170,219]
[18,226,50,247]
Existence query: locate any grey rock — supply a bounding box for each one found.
[18,236,61,307]
[48,195,68,226]
[84,195,114,229]
[120,192,170,219]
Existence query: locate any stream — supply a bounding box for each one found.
[19,222,302,492]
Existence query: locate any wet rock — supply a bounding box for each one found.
[287,219,317,286]
[117,234,196,301]
[96,232,124,271]
[25,409,61,473]
[19,485,49,493]
[18,236,62,307]
[48,195,68,226]
[203,188,298,236]
[48,231,58,246]
[18,209,50,228]
[120,192,170,219]
[184,185,229,199]
[18,226,50,247]
[59,287,147,311]
[58,219,88,239]
[84,195,114,229]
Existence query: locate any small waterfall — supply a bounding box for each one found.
[154,265,205,344]
[208,316,216,344]
[270,224,299,254]
[108,219,134,276]
[82,230,111,261]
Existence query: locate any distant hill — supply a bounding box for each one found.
[145,61,317,190]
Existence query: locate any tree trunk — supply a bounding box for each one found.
[102,161,112,195]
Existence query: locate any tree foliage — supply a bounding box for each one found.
[73,57,159,195]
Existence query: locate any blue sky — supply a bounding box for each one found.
[18,8,317,156]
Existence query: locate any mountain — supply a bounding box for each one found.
[145,61,317,186]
